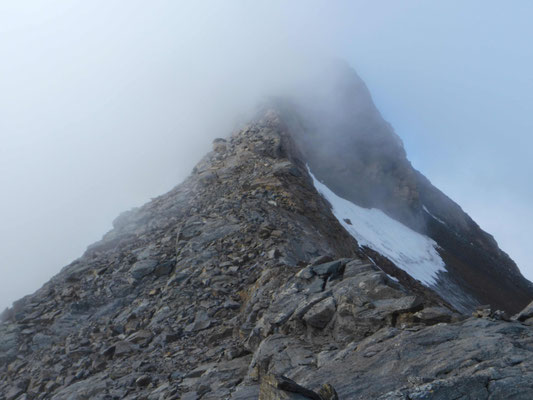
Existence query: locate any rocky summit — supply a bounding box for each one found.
[2,65,533,399]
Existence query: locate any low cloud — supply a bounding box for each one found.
[1,1,532,309]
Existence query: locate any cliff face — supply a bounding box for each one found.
[280,62,533,315]
[2,67,533,400]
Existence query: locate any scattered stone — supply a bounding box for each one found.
[296,267,314,280]
[185,311,212,332]
[259,374,325,400]
[213,138,227,153]
[414,307,454,325]
[164,331,181,343]
[130,259,158,279]
[170,371,184,381]
[224,299,241,310]
[303,297,336,329]
[154,260,175,277]
[181,391,199,400]
[229,265,240,273]
[113,340,136,357]
[127,330,153,344]
[312,260,343,277]
[31,332,53,349]
[343,260,375,279]
[373,296,423,314]
[5,386,24,400]
[186,362,217,378]
[268,249,281,259]
[310,255,333,266]
[136,375,151,387]
[317,383,339,400]
[472,304,492,318]
[166,271,189,286]
[513,300,533,321]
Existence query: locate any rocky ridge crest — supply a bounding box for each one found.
[1,109,533,399]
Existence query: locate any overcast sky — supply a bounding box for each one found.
[1,1,532,311]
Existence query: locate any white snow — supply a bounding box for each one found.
[422,205,447,226]
[309,169,446,286]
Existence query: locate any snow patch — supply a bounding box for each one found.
[309,169,445,286]
[387,274,400,283]
[423,205,447,226]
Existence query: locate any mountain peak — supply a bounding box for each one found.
[1,67,533,399]
[273,64,532,314]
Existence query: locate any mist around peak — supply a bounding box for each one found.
[1,1,532,311]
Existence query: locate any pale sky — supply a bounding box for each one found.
[1,1,532,310]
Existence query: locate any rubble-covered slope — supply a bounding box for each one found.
[2,109,533,400]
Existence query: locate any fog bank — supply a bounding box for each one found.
[1,1,532,310]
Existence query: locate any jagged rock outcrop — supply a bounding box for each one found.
[258,375,338,400]
[2,66,533,399]
[0,111,359,399]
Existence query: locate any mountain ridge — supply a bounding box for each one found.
[2,66,533,399]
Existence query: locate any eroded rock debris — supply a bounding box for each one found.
[2,110,533,399]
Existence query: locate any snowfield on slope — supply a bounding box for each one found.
[309,169,446,286]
